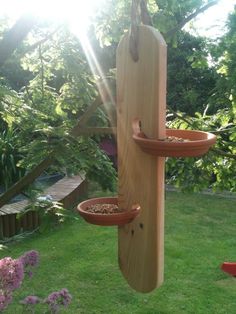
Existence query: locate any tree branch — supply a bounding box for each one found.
[211,148,236,160]
[0,95,104,207]
[77,127,116,135]
[167,106,194,126]
[0,153,54,208]
[164,0,219,39]
[71,95,102,134]
[25,26,61,53]
[39,45,45,100]
[0,14,37,68]
[211,126,236,134]
[167,107,236,160]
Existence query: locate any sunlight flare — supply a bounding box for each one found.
[79,32,116,125]
[2,0,104,36]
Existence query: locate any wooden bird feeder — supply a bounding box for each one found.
[77,4,216,294]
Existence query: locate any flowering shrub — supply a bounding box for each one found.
[0,257,24,310]
[19,289,72,313]
[0,250,72,313]
[19,250,39,278]
[44,289,72,313]
[20,295,41,313]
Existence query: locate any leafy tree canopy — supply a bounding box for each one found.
[0,0,236,200]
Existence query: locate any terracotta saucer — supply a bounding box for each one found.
[77,197,140,226]
[132,119,216,157]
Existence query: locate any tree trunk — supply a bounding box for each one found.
[0,14,36,68]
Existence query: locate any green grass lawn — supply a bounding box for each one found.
[1,191,236,313]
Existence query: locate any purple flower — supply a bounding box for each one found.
[20,295,41,305]
[20,250,39,268]
[0,257,24,292]
[0,290,12,311]
[0,251,72,313]
[44,289,72,313]
[19,250,39,278]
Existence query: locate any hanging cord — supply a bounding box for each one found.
[129,0,153,62]
[129,0,141,62]
[140,0,153,26]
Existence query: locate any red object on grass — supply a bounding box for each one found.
[221,262,236,276]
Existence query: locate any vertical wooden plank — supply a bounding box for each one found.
[117,25,167,292]
[32,211,40,229]
[27,211,33,230]
[3,216,10,238]
[9,214,16,237]
[0,216,3,239]
[21,214,28,231]
[15,214,21,234]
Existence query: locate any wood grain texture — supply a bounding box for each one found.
[116,25,167,293]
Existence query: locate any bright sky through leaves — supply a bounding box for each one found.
[1,0,105,36]
[189,0,235,38]
[0,0,235,38]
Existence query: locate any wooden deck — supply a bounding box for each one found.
[0,175,87,239]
